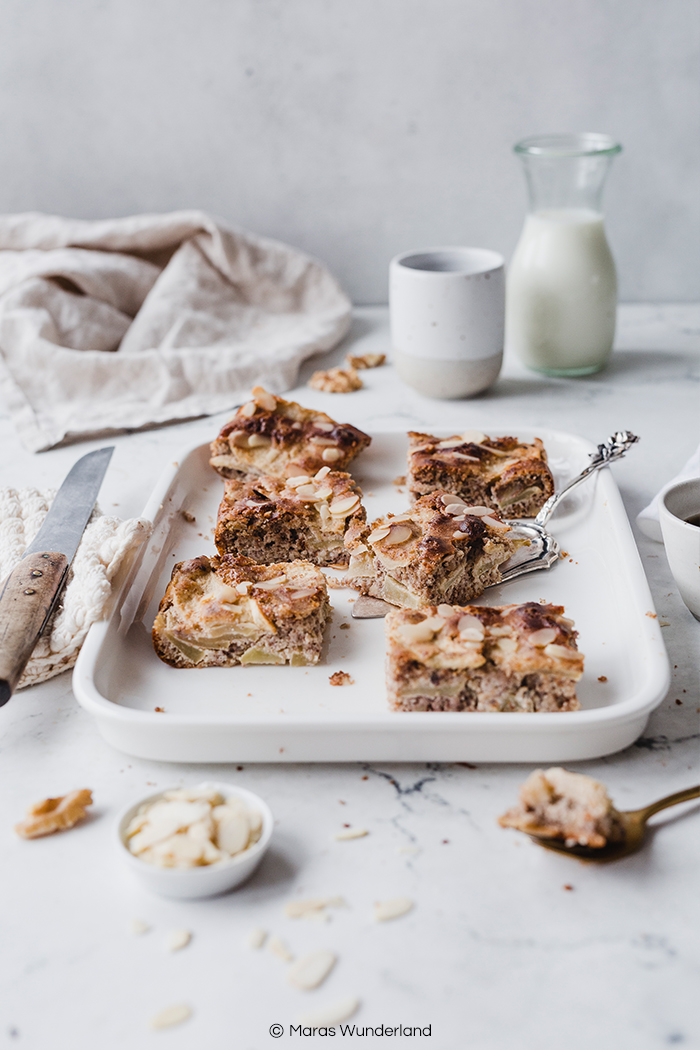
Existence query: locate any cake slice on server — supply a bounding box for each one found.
[345,492,528,609]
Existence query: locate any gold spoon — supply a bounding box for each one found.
[523,784,700,862]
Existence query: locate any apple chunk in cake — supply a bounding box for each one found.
[345,492,528,608]
[498,768,624,847]
[385,602,583,712]
[152,555,331,668]
[407,429,554,517]
[215,468,365,567]
[210,386,371,481]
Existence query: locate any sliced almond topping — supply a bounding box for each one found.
[458,614,485,636]
[254,575,288,589]
[544,642,580,661]
[239,400,257,417]
[330,495,360,516]
[295,484,318,497]
[384,525,413,546]
[235,581,251,595]
[437,438,464,449]
[441,493,465,507]
[322,447,342,463]
[452,531,466,540]
[319,504,332,526]
[482,515,510,531]
[390,512,414,523]
[149,1004,192,1030]
[231,431,250,448]
[436,603,455,619]
[286,474,313,488]
[315,485,333,500]
[310,436,338,447]
[314,422,335,432]
[368,525,391,543]
[397,621,438,644]
[374,897,414,922]
[247,927,267,949]
[445,503,467,516]
[528,627,558,647]
[460,506,493,516]
[461,428,487,443]
[166,929,192,953]
[247,433,272,449]
[334,827,368,840]
[450,452,481,462]
[288,587,318,600]
[287,949,337,991]
[460,628,485,642]
[478,443,510,457]
[497,636,519,654]
[251,386,277,412]
[314,465,332,479]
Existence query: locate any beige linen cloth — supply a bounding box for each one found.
[0,487,151,687]
[0,211,352,452]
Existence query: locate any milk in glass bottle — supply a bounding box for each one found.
[506,133,622,375]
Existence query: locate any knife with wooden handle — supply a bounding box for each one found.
[0,447,114,705]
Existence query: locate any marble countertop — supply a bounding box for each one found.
[1,304,698,1050]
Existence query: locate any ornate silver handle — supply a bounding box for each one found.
[534,430,640,528]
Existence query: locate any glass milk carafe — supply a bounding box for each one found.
[506,133,622,376]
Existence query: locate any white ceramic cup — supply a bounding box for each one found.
[389,246,505,398]
[659,478,700,621]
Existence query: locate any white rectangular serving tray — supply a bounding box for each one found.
[74,426,670,763]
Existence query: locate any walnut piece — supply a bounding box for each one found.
[308,367,363,393]
[329,670,354,686]
[15,789,93,839]
[346,353,386,370]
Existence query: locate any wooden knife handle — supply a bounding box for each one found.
[0,552,69,705]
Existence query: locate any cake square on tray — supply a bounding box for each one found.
[344,491,528,608]
[385,602,583,712]
[210,386,371,481]
[406,429,554,518]
[152,555,331,668]
[214,468,365,567]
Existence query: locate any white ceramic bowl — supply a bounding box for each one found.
[116,781,273,899]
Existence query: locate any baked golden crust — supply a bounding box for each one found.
[210,386,371,481]
[345,491,528,608]
[214,468,365,567]
[406,429,554,517]
[152,554,331,668]
[385,602,583,711]
[498,768,623,847]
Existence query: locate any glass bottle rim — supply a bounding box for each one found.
[514,133,622,158]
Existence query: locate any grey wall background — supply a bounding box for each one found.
[0,0,697,303]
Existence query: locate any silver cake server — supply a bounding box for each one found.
[352,430,639,618]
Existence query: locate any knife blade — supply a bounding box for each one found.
[0,447,114,705]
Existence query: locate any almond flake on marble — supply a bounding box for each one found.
[334,827,368,840]
[268,935,294,962]
[373,897,414,922]
[166,929,192,952]
[287,949,337,990]
[129,918,151,936]
[297,997,360,1028]
[148,1004,192,1030]
[247,927,267,949]
[284,897,345,919]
